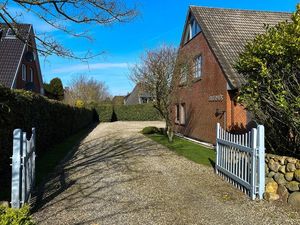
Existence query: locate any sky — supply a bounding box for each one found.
[6,0,300,96]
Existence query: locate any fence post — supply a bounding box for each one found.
[11,129,22,209]
[215,123,220,174]
[21,132,27,205]
[32,128,36,187]
[257,125,265,199]
[250,128,257,200]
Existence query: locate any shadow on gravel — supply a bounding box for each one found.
[31,132,164,223]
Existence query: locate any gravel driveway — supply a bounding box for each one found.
[33,121,300,225]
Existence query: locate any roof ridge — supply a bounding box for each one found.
[189,5,292,14]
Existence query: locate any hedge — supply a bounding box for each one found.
[114,104,162,121]
[94,103,162,122]
[95,104,114,122]
[0,86,94,199]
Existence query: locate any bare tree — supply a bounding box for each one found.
[64,74,111,106]
[131,45,192,142]
[0,0,137,60]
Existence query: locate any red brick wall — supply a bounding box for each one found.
[174,33,248,144]
[15,53,41,94]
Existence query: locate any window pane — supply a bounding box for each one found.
[22,64,26,81]
[30,68,34,82]
[194,55,202,78]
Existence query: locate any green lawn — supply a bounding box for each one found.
[35,126,93,185]
[146,134,216,167]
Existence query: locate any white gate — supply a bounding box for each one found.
[11,128,36,208]
[215,123,265,200]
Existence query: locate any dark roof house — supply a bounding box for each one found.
[0,23,44,94]
[124,83,154,105]
[174,6,291,144]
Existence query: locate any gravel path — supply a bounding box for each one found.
[33,121,300,225]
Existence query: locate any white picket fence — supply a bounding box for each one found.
[11,128,36,208]
[215,123,265,200]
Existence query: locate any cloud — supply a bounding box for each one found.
[51,62,131,74]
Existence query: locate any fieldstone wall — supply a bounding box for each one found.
[265,154,300,208]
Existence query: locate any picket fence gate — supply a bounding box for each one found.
[11,128,36,208]
[215,123,265,200]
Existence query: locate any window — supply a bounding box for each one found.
[175,104,180,123]
[194,55,202,79]
[180,67,188,84]
[175,103,186,125]
[22,64,26,81]
[6,28,17,38]
[191,19,201,37]
[180,103,186,125]
[29,67,34,82]
[184,16,201,43]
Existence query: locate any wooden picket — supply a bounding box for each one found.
[215,123,265,200]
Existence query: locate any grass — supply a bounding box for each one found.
[146,133,216,167]
[35,126,92,186]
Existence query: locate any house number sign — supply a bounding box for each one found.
[208,94,224,102]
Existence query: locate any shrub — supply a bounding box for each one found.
[0,86,94,199]
[114,104,162,121]
[141,126,160,134]
[95,104,114,122]
[0,204,35,225]
[94,103,162,122]
[75,99,84,108]
[235,4,300,156]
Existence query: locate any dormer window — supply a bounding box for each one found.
[184,15,201,44]
[6,28,17,38]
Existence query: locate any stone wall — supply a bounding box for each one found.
[265,154,300,208]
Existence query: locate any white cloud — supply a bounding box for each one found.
[52,62,131,74]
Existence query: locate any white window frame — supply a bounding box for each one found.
[180,103,186,125]
[29,67,34,82]
[175,104,180,123]
[22,64,26,81]
[194,55,202,79]
[6,28,17,39]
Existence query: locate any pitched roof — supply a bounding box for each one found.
[188,6,291,88]
[0,24,31,88]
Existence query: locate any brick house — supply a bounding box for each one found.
[0,24,44,94]
[174,6,290,144]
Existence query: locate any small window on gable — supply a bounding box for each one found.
[22,64,26,81]
[194,55,202,79]
[6,28,17,38]
[184,16,201,44]
[29,67,34,82]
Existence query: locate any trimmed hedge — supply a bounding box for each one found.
[95,103,162,122]
[114,104,162,121]
[95,104,114,122]
[0,86,94,199]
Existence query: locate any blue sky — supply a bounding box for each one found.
[8,0,300,96]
